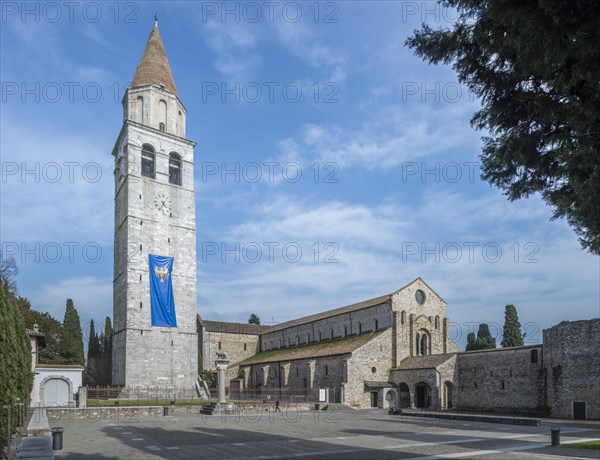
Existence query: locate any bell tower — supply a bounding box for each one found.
[112,20,198,387]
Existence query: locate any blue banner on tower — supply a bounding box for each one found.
[148,254,177,327]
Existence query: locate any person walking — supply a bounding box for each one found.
[275,400,281,412]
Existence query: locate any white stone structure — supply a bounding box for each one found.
[112,21,198,387]
[31,365,83,407]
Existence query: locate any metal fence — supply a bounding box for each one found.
[85,386,323,406]
[86,386,205,406]
[1,401,28,459]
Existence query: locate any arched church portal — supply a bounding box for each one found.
[415,382,432,408]
[398,382,410,408]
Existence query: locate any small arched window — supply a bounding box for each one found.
[374,320,379,331]
[420,334,428,356]
[531,349,539,363]
[169,152,182,185]
[435,316,440,329]
[401,311,406,325]
[344,325,347,336]
[141,144,155,178]
[358,323,362,334]
[136,96,144,123]
[330,328,334,340]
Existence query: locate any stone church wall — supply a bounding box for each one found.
[345,329,393,408]
[455,346,543,412]
[260,303,392,351]
[543,319,600,419]
[200,328,261,380]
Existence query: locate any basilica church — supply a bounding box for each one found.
[112,22,599,420]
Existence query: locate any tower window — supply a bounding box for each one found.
[141,144,155,178]
[159,122,165,131]
[218,341,222,350]
[169,152,182,185]
[243,343,247,351]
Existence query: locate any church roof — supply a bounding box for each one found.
[198,316,270,335]
[267,294,392,333]
[235,330,385,366]
[131,22,178,95]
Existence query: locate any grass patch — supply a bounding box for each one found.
[561,440,600,450]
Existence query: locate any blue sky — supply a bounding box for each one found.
[1,1,598,348]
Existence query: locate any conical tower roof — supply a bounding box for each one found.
[131,21,178,95]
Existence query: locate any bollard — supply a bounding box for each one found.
[163,406,169,416]
[550,427,561,447]
[51,427,64,450]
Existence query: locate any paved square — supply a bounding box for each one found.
[50,409,600,459]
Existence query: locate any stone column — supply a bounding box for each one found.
[410,391,415,409]
[215,352,230,405]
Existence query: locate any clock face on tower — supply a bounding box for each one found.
[154,193,172,214]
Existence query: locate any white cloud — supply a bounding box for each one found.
[27,275,112,338]
[203,20,261,80]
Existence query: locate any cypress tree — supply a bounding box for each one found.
[60,299,84,366]
[475,323,497,350]
[465,332,477,351]
[501,304,524,348]
[102,316,112,385]
[103,316,112,358]
[466,324,497,351]
[0,280,32,448]
[85,320,102,385]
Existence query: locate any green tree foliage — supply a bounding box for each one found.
[501,304,524,348]
[248,313,261,325]
[466,324,497,350]
[199,368,215,388]
[60,299,84,367]
[406,0,600,254]
[0,280,32,449]
[85,319,102,386]
[103,317,112,358]
[16,292,64,364]
[465,332,477,351]
[100,316,113,386]
[0,253,18,294]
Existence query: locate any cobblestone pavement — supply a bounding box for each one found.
[49,409,600,459]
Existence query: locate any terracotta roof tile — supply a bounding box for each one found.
[199,318,270,335]
[235,330,385,366]
[131,25,177,95]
